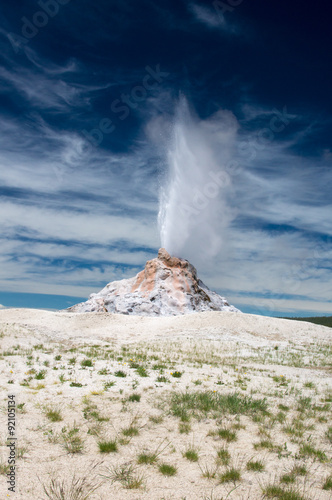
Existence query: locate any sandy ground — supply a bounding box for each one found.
[0,309,331,499]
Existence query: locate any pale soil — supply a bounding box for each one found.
[0,309,331,500]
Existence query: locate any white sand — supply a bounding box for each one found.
[0,309,331,499]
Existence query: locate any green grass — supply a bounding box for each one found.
[216,446,230,465]
[149,415,163,424]
[98,367,108,375]
[179,422,191,434]
[35,370,46,380]
[280,464,308,484]
[296,396,312,412]
[156,375,169,383]
[61,425,84,454]
[280,473,296,484]
[98,440,118,453]
[253,440,276,451]
[70,381,83,387]
[323,475,332,490]
[158,463,177,476]
[122,426,139,437]
[217,428,237,442]
[279,404,290,412]
[45,408,62,422]
[262,484,308,499]
[218,467,241,484]
[128,393,141,402]
[246,459,264,472]
[136,366,149,377]
[81,359,93,367]
[0,462,10,475]
[114,370,127,377]
[103,463,144,489]
[299,443,328,462]
[303,381,315,389]
[169,390,268,420]
[104,381,115,390]
[183,446,199,462]
[137,452,158,464]
[171,371,183,378]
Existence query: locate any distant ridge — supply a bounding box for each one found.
[280,316,332,328]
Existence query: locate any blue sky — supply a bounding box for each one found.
[0,0,331,317]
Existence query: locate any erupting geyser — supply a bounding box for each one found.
[68,98,241,316]
[158,96,238,267]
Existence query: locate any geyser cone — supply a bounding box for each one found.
[67,248,240,316]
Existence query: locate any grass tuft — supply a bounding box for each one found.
[323,475,332,490]
[246,459,264,472]
[218,467,241,484]
[98,440,118,453]
[158,463,177,476]
[45,407,62,422]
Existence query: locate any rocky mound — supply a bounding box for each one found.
[67,248,240,316]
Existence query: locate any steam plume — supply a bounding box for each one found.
[158,96,238,267]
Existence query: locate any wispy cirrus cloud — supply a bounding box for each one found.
[188,2,241,34]
[0,91,331,315]
[0,1,330,316]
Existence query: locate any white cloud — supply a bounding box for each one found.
[189,4,221,28]
[0,82,330,316]
[188,3,239,33]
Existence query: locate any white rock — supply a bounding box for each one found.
[67,248,240,316]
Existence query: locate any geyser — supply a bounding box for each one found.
[68,247,240,316]
[158,96,238,267]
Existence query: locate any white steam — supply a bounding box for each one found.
[158,96,238,267]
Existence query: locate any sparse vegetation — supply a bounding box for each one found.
[81,359,93,368]
[35,370,46,380]
[218,467,241,484]
[323,475,332,490]
[0,461,10,475]
[1,318,331,498]
[42,464,101,500]
[216,446,230,466]
[299,443,328,462]
[122,426,139,437]
[262,484,308,500]
[128,393,141,402]
[246,459,264,472]
[61,425,84,454]
[102,462,145,489]
[158,463,177,476]
[168,390,268,421]
[98,440,118,453]
[45,407,62,422]
[183,445,199,462]
[217,427,237,442]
